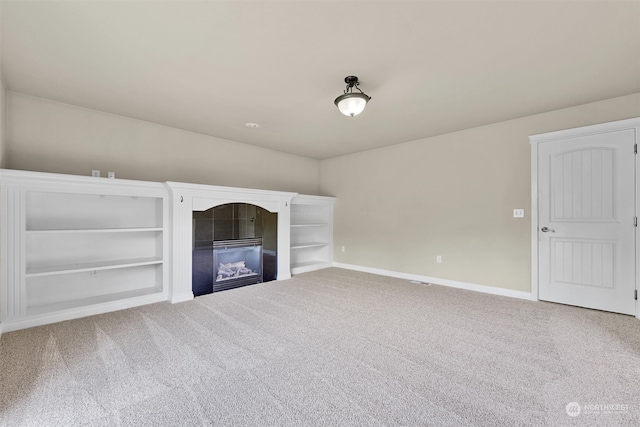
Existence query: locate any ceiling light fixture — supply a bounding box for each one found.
[334,76,371,117]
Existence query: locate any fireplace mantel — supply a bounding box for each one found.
[165,182,296,303]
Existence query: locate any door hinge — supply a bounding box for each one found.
[636,217,638,227]
[635,289,638,300]
[635,144,638,154]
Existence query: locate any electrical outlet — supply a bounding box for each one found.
[436,255,442,263]
[513,209,525,218]
[91,170,100,177]
[341,246,346,252]
[107,171,115,179]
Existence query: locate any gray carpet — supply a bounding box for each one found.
[1,268,639,426]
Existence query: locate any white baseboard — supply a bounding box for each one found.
[0,293,169,334]
[170,292,194,304]
[277,272,292,281]
[291,261,333,275]
[333,262,533,301]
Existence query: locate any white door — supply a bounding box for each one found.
[538,129,636,315]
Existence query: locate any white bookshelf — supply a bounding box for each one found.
[0,170,169,332]
[290,194,335,274]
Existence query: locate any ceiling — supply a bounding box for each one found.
[1,1,639,160]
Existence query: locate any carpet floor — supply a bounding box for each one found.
[1,268,639,426]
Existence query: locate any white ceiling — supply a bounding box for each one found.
[2,1,639,160]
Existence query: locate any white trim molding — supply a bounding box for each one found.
[333,263,533,301]
[0,293,167,335]
[530,133,540,303]
[529,118,640,145]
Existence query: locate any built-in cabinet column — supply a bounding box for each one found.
[167,187,194,303]
[0,170,169,333]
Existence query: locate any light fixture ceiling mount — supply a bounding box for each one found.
[334,76,371,117]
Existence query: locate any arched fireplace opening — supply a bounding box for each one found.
[192,203,277,296]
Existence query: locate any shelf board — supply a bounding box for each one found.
[26,257,163,277]
[291,260,329,268]
[291,223,328,228]
[27,227,163,234]
[26,287,162,316]
[290,242,328,250]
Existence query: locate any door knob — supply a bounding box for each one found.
[541,226,555,233]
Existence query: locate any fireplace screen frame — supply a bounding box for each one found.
[212,237,263,292]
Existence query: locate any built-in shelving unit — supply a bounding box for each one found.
[0,170,169,332]
[0,171,335,334]
[25,257,164,277]
[290,194,335,274]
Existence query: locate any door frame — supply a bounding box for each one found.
[530,117,640,319]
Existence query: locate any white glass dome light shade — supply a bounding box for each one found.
[334,92,370,117]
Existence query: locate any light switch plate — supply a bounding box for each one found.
[513,209,525,218]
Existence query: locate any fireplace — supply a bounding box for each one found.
[212,238,263,292]
[192,203,277,296]
[166,181,295,303]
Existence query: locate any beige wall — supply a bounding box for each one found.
[6,88,640,293]
[7,93,319,194]
[320,93,640,293]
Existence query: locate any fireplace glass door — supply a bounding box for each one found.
[212,238,263,292]
[192,203,276,296]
